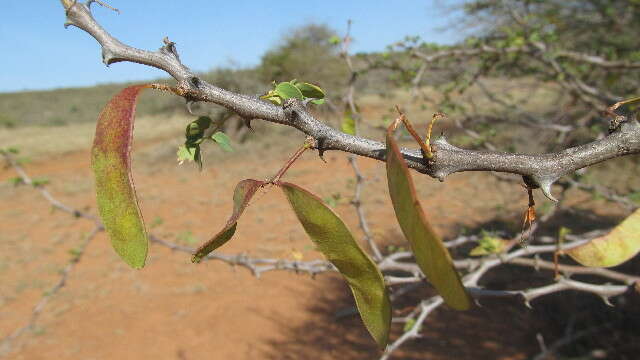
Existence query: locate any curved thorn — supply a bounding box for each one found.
[539,180,558,202]
[185,101,196,115]
[243,118,253,130]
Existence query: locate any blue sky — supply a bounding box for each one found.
[0,1,464,93]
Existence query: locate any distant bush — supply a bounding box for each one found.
[259,24,348,99]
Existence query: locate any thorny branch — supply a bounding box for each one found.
[3,2,632,358]
[59,1,640,202]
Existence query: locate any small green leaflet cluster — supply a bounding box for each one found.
[177,116,233,169]
[469,231,508,256]
[328,35,342,45]
[260,80,325,106]
[0,147,19,155]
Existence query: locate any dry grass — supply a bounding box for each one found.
[0,114,191,159]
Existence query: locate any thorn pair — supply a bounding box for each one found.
[393,106,445,161]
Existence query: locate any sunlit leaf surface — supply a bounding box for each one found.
[192,179,265,263]
[385,122,471,310]
[341,105,356,135]
[92,85,151,269]
[275,82,303,100]
[294,82,325,99]
[280,182,391,348]
[567,208,640,267]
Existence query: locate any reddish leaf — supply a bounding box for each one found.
[279,182,391,348]
[192,179,265,262]
[92,85,152,269]
[385,121,471,310]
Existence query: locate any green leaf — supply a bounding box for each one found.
[211,131,233,152]
[260,89,284,105]
[279,182,391,348]
[275,82,304,100]
[341,106,357,135]
[469,232,508,256]
[8,177,24,186]
[294,82,325,100]
[385,121,471,310]
[311,98,325,105]
[403,318,419,333]
[31,177,50,187]
[566,208,640,267]
[176,144,202,169]
[185,116,212,142]
[264,95,283,106]
[91,85,151,269]
[177,145,196,164]
[3,147,19,154]
[192,179,265,263]
[328,35,342,45]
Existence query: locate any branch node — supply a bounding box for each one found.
[161,36,181,62]
[101,48,116,66]
[525,175,557,202]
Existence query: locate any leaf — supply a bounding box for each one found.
[260,89,283,105]
[211,131,233,152]
[403,318,419,333]
[279,182,391,348]
[294,82,325,100]
[177,144,202,168]
[31,177,50,187]
[91,85,151,269]
[275,82,304,100]
[385,121,471,310]
[566,208,640,267]
[341,106,357,135]
[192,179,265,263]
[311,98,325,105]
[328,35,342,45]
[177,144,198,164]
[185,116,212,143]
[469,233,508,256]
[264,95,283,106]
[8,177,24,186]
